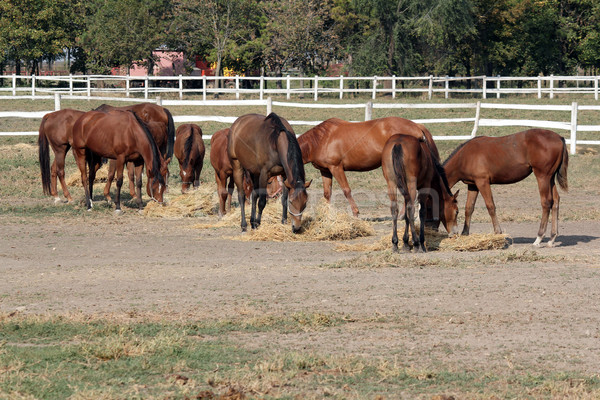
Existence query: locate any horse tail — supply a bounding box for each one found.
[556,137,569,192]
[131,111,164,185]
[164,107,175,159]
[183,125,195,169]
[38,115,52,195]
[391,144,408,196]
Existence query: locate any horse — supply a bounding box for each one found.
[228,113,311,232]
[209,128,253,217]
[94,103,175,202]
[297,117,439,219]
[174,124,205,193]
[38,109,84,203]
[72,110,170,213]
[443,129,568,247]
[382,134,459,252]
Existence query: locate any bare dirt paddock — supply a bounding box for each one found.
[2,207,600,383]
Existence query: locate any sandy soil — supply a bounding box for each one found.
[1,207,600,375]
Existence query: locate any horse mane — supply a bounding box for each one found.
[423,138,453,197]
[130,111,164,185]
[164,107,175,159]
[300,119,341,149]
[93,104,113,112]
[265,113,305,186]
[443,136,486,166]
[183,125,195,169]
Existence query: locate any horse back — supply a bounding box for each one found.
[210,129,232,176]
[41,109,85,147]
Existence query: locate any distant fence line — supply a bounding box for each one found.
[2,73,600,101]
[1,93,600,155]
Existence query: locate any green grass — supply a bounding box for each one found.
[2,314,600,399]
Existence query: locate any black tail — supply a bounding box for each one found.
[183,125,195,169]
[131,111,164,185]
[556,137,569,192]
[164,107,175,159]
[392,144,408,196]
[38,116,52,195]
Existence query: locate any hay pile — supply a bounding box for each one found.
[143,184,218,218]
[336,229,510,252]
[230,200,374,242]
[66,164,111,186]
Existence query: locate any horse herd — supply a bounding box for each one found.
[37,103,569,251]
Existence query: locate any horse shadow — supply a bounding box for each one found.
[511,235,599,247]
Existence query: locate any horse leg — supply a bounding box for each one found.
[548,183,560,247]
[114,158,126,215]
[231,161,247,232]
[216,173,227,217]
[330,165,360,217]
[406,180,421,251]
[127,161,136,198]
[386,179,400,252]
[134,164,143,210]
[462,184,479,235]
[249,180,259,230]
[533,174,554,247]
[103,160,116,203]
[255,173,269,228]
[321,169,333,203]
[477,180,502,234]
[75,149,92,210]
[193,160,202,188]
[281,185,289,224]
[87,154,101,210]
[416,196,428,252]
[54,148,72,203]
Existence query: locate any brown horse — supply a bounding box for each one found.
[38,109,84,203]
[72,110,170,213]
[382,135,459,252]
[443,129,568,247]
[174,124,205,193]
[95,103,175,201]
[209,128,252,217]
[228,113,311,232]
[297,117,439,218]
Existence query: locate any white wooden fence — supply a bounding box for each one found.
[2,93,600,154]
[2,73,600,100]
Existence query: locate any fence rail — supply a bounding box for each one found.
[1,94,600,154]
[2,73,600,101]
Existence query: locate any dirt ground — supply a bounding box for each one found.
[2,196,600,376]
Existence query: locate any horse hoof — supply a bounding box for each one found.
[114,209,124,216]
[532,236,543,247]
[53,197,62,204]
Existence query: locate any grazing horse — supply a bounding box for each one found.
[95,103,175,202]
[382,135,459,252]
[38,109,84,203]
[228,113,311,232]
[209,128,252,217]
[443,129,568,247]
[174,124,205,193]
[72,110,170,213]
[297,117,439,218]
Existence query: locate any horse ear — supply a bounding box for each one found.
[165,157,172,164]
[284,179,292,189]
[304,179,312,188]
[453,189,460,199]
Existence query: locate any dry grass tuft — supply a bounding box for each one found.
[66,164,111,186]
[336,229,510,252]
[143,184,218,218]
[226,199,374,242]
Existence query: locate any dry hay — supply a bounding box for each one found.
[229,199,374,242]
[143,184,218,218]
[193,198,282,229]
[66,164,112,186]
[0,143,37,156]
[336,229,510,252]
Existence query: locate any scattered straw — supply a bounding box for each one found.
[66,164,112,186]
[143,184,218,218]
[228,199,374,242]
[336,230,510,252]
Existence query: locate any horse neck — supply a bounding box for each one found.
[442,153,460,188]
[136,132,159,177]
[276,133,302,185]
[296,132,312,163]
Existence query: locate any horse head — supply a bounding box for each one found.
[441,189,460,237]
[149,156,171,204]
[285,179,312,233]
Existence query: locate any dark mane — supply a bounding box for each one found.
[299,118,343,149]
[265,113,305,186]
[93,104,113,112]
[183,126,195,169]
[164,107,175,159]
[424,138,453,196]
[130,111,164,185]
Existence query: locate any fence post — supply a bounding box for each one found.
[537,75,542,99]
[570,101,578,155]
[595,77,599,101]
[470,101,481,137]
[314,75,319,101]
[202,75,207,101]
[54,93,61,111]
[69,74,73,95]
[12,74,16,96]
[339,75,344,100]
[444,76,449,99]
[286,75,291,100]
[126,75,130,97]
[87,76,91,97]
[266,96,272,115]
[235,75,240,100]
[482,76,487,99]
[372,76,377,99]
[179,75,184,100]
[549,74,554,99]
[156,96,162,106]
[259,76,264,100]
[428,75,433,100]
[31,75,36,97]
[144,76,149,99]
[392,75,396,99]
[364,101,373,121]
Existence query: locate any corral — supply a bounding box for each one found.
[1,96,600,399]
